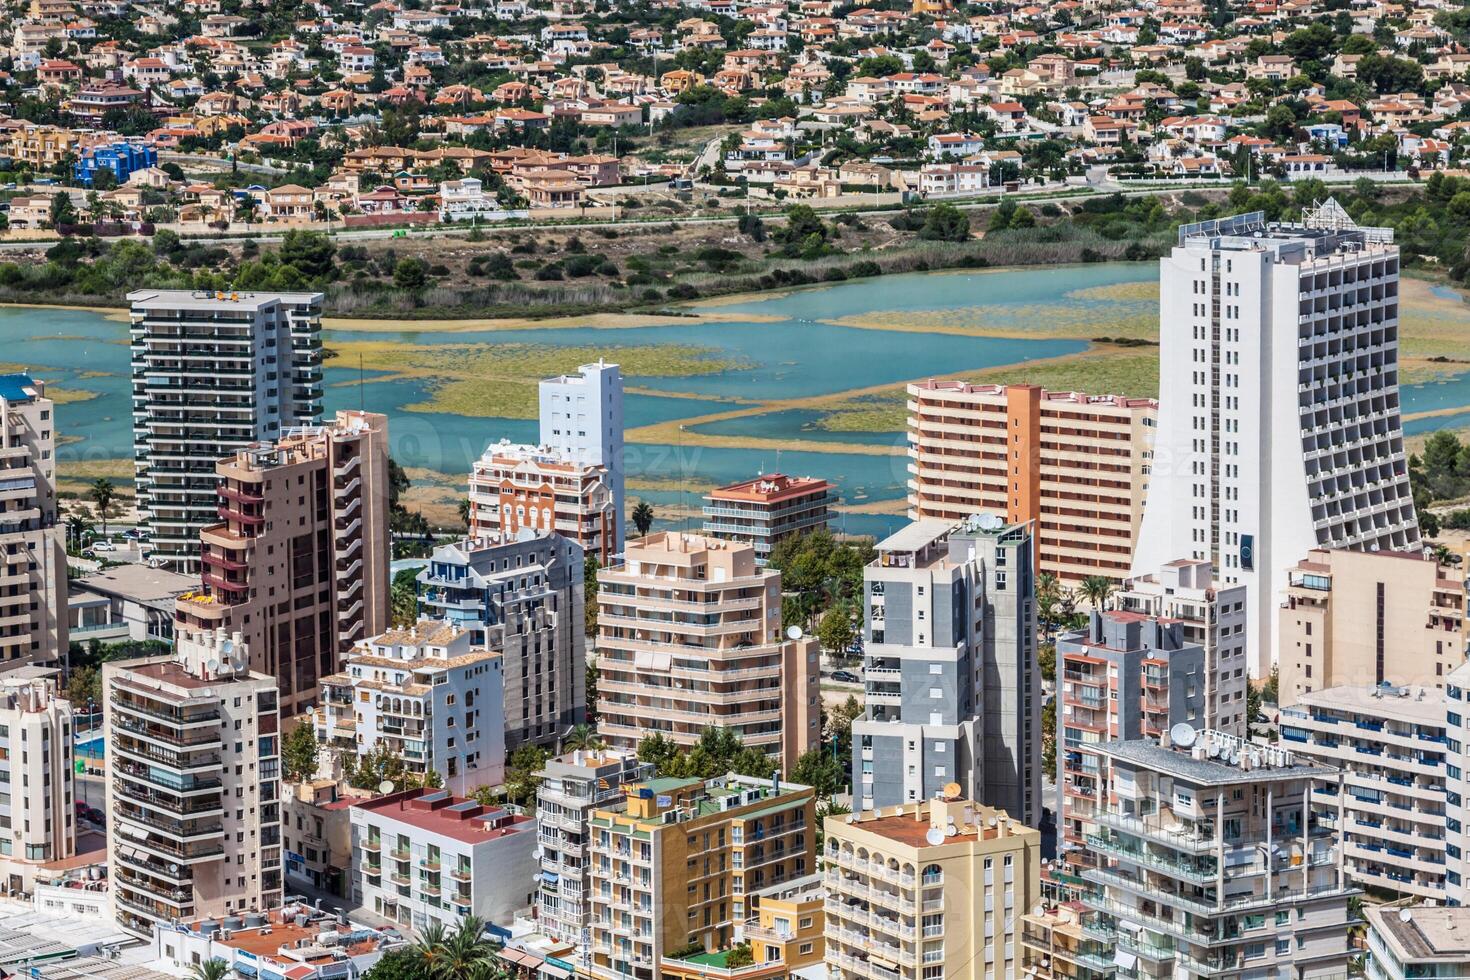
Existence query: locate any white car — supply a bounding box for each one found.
[89,541,117,552]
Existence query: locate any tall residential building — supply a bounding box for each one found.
[0,669,74,893]
[173,411,390,715]
[104,626,283,939]
[540,360,624,548]
[1021,903,1110,980]
[1055,610,1206,873]
[417,533,586,750]
[595,532,820,770]
[1082,730,1356,980]
[1429,659,1470,905]
[350,787,538,931]
[314,621,505,796]
[1366,904,1470,980]
[0,375,66,670]
[824,794,1042,980]
[533,749,653,947]
[1114,559,1249,735]
[1132,203,1419,677]
[702,474,835,565]
[1278,548,1463,705]
[468,440,618,564]
[1280,684,1449,901]
[852,515,1039,827]
[584,774,816,980]
[906,381,1156,583]
[128,289,324,572]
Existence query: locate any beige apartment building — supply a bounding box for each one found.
[0,374,66,670]
[824,794,1043,980]
[9,125,82,169]
[468,439,618,565]
[585,774,817,980]
[104,626,283,939]
[594,532,820,770]
[1279,547,1464,705]
[0,669,75,894]
[173,411,389,715]
[906,381,1156,583]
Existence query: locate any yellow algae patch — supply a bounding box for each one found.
[1064,281,1159,303]
[47,387,100,405]
[823,304,1157,341]
[327,340,744,419]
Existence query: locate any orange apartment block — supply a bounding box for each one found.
[467,439,618,564]
[173,411,390,715]
[906,381,1156,583]
[594,532,820,770]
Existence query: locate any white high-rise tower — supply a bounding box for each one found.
[1132,202,1420,677]
[540,360,624,547]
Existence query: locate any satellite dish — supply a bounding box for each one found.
[205,659,220,674]
[1170,724,1197,748]
[945,824,958,837]
[234,655,249,671]
[786,625,803,641]
[1033,904,1045,916]
[221,640,234,655]
[1399,908,1413,922]
[1208,743,1222,758]
[378,780,395,795]
[942,782,962,800]
[986,815,998,827]
[925,827,945,847]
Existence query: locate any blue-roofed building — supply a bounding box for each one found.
[72,142,157,187]
[0,373,67,670]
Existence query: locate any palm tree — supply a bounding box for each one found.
[411,920,451,978]
[421,916,499,980]
[189,960,230,980]
[1037,571,1060,638]
[1079,574,1114,611]
[1058,586,1078,625]
[89,478,116,539]
[562,723,603,753]
[65,510,94,554]
[631,500,654,536]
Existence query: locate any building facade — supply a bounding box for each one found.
[1056,610,1206,873]
[1133,204,1420,677]
[350,788,538,932]
[595,532,820,770]
[906,381,1156,583]
[417,532,585,750]
[824,794,1042,980]
[1114,558,1249,735]
[1365,904,1470,980]
[1429,659,1470,905]
[540,360,624,548]
[1278,548,1463,705]
[468,440,618,565]
[0,669,74,894]
[0,375,66,670]
[852,515,1040,828]
[533,749,653,947]
[104,626,283,939]
[701,474,835,565]
[1280,685,1449,901]
[315,621,505,796]
[128,290,324,572]
[584,774,816,980]
[282,778,357,897]
[173,411,390,715]
[1082,730,1356,980]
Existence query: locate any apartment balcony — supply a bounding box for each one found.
[113,780,225,820]
[110,694,220,729]
[110,737,223,775]
[112,716,223,752]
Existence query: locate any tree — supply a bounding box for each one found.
[1037,572,1061,638]
[364,949,422,980]
[817,607,856,656]
[631,500,655,536]
[584,555,600,637]
[1041,697,1056,777]
[393,256,430,291]
[278,229,336,279]
[282,721,319,782]
[562,723,602,753]
[726,944,754,968]
[917,203,971,242]
[89,478,116,538]
[67,665,100,708]
[1078,574,1114,610]
[1038,641,1056,684]
[790,746,843,798]
[51,192,77,229]
[189,961,230,980]
[457,497,471,530]
[505,744,549,805]
[65,510,94,554]
[390,567,419,627]
[343,741,411,790]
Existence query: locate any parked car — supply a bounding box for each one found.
[89,540,117,552]
[832,669,861,684]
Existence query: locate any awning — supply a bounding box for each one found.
[500,949,539,968]
[539,965,573,980]
[1114,951,1138,970]
[540,871,559,885]
[1119,920,1143,933]
[233,964,259,978]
